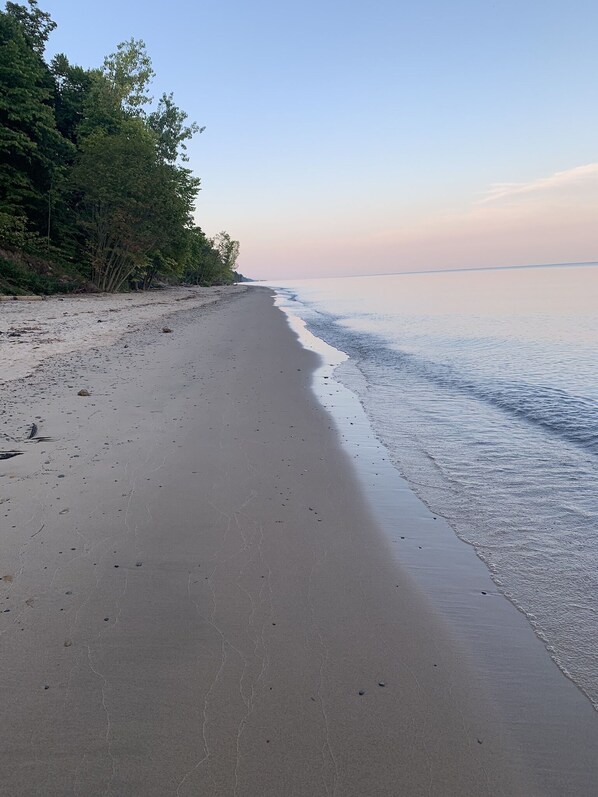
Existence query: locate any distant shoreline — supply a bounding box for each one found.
[258,259,598,283]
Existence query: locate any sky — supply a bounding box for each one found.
[40,0,598,279]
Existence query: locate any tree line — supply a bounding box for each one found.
[0,0,241,294]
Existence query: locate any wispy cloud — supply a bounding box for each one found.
[478,162,598,205]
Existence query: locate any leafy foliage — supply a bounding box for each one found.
[5,0,54,56]
[0,1,242,293]
[183,227,240,286]
[102,38,154,114]
[0,10,73,239]
[147,92,204,164]
[0,251,84,293]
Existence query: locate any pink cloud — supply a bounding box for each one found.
[478,162,598,205]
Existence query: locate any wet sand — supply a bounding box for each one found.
[0,287,594,795]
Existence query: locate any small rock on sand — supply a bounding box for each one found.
[77,389,90,396]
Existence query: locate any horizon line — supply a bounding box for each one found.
[257,260,598,282]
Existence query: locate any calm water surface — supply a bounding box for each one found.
[268,264,598,708]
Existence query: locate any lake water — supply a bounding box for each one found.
[267,264,598,709]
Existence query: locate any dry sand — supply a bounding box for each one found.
[0,287,594,795]
[0,285,240,383]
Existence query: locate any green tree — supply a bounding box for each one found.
[183,228,240,286]
[213,230,240,283]
[147,92,204,164]
[73,40,154,141]
[51,53,95,143]
[134,162,200,289]
[71,120,155,290]
[0,8,72,245]
[4,0,54,56]
[102,38,154,113]
[71,119,199,291]
[183,227,220,285]
[0,5,237,295]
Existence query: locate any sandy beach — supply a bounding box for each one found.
[0,286,241,383]
[0,287,596,795]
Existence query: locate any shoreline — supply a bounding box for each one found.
[1,287,596,794]
[274,293,598,780]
